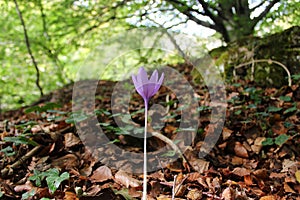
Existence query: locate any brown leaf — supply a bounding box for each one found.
[186,189,202,200]
[253,169,268,180]
[14,181,33,192]
[244,175,253,186]
[234,142,248,158]
[251,137,266,154]
[64,191,79,200]
[189,158,210,173]
[114,170,141,188]
[221,187,233,200]
[64,132,81,148]
[51,154,79,169]
[284,182,296,193]
[271,121,287,135]
[260,195,277,200]
[232,167,251,177]
[282,159,298,172]
[222,127,233,140]
[90,166,112,183]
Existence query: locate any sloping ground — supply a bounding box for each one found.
[0,63,300,200]
[211,26,300,87]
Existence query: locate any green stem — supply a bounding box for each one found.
[142,102,148,200]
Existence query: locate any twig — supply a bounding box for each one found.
[13,0,44,96]
[1,145,42,176]
[151,131,193,170]
[171,175,177,200]
[234,59,292,86]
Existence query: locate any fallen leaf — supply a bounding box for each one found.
[189,158,209,173]
[260,195,277,200]
[295,170,300,184]
[244,175,253,185]
[51,154,79,169]
[282,159,298,172]
[234,142,248,158]
[251,137,266,154]
[64,132,81,148]
[232,167,251,177]
[284,182,296,193]
[186,189,202,200]
[221,187,233,200]
[114,170,141,188]
[222,127,233,140]
[90,166,112,183]
[271,121,287,135]
[64,191,79,200]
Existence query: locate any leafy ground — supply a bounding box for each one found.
[0,64,300,200]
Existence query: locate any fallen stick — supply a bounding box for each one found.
[1,145,42,177]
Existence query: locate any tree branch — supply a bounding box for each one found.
[197,0,223,25]
[165,0,217,30]
[250,0,267,12]
[13,0,43,96]
[252,0,280,27]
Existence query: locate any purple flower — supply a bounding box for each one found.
[132,67,164,105]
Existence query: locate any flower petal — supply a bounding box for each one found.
[150,70,158,83]
[131,74,139,89]
[137,67,148,86]
[158,72,164,86]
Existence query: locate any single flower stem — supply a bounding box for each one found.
[142,102,148,200]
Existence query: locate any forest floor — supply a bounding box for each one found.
[0,64,300,200]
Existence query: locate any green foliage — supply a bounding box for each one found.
[29,168,70,194]
[3,134,38,146]
[0,0,133,110]
[65,111,89,124]
[0,146,15,157]
[257,0,300,36]
[262,134,290,146]
[45,169,70,194]
[25,102,61,114]
[21,189,36,200]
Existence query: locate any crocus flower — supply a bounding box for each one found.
[132,67,164,107]
[132,67,164,200]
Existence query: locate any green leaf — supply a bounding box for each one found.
[234,109,242,115]
[107,139,120,144]
[3,136,38,146]
[161,150,176,157]
[15,121,38,129]
[262,138,274,146]
[0,146,15,157]
[45,169,69,194]
[65,112,89,124]
[279,96,291,102]
[267,106,282,112]
[274,134,289,146]
[21,189,36,200]
[284,106,297,114]
[29,170,43,187]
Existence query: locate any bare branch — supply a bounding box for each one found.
[13,0,43,96]
[165,0,217,30]
[252,0,280,27]
[197,0,223,25]
[250,0,268,12]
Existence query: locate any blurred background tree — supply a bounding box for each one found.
[0,0,299,110]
